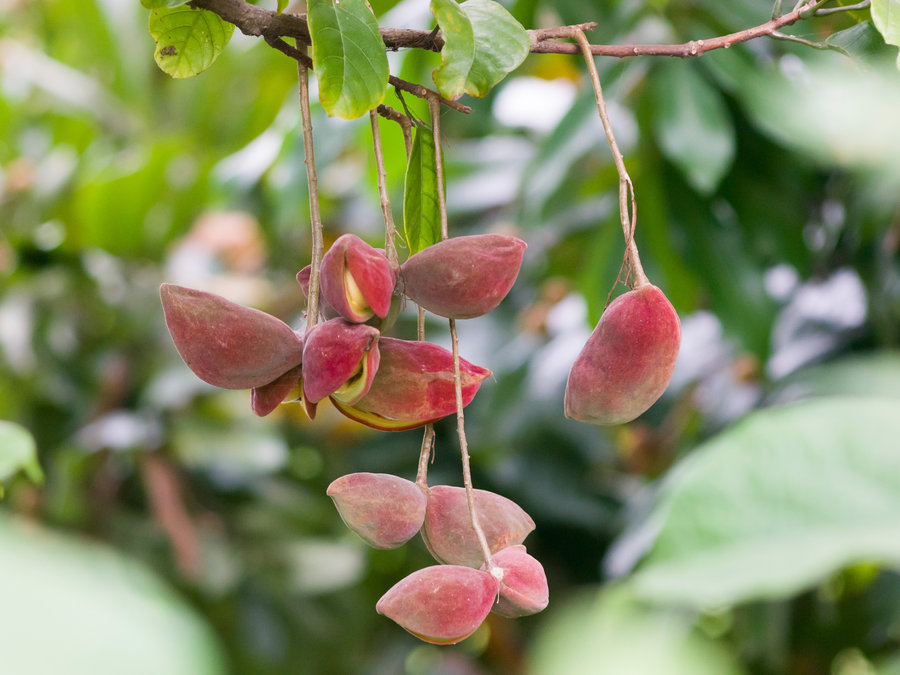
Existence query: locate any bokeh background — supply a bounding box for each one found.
[2,0,900,673]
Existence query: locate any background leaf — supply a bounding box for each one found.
[308,0,389,119]
[649,60,735,195]
[402,125,441,255]
[149,6,234,79]
[0,513,225,675]
[431,0,530,99]
[0,421,43,497]
[631,398,900,608]
[871,0,900,67]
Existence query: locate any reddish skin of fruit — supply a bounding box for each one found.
[421,485,535,568]
[483,545,549,618]
[400,234,527,319]
[326,473,427,549]
[376,565,499,644]
[564,284,681,425]
[301,319,380,404]
[250,366,301,417]
[319,234,395,322]
[160,284,304,390]
[331,338,491,431]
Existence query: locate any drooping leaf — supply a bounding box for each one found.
[0,513,226,674]
[825,20,895,60]
[871,0,900,68]
[0,421,43,498]
[148,6,234,79]
[277,0,289,14]
[649,60,735,195]
[307,0,389,119]
[430,0,530,99]
[630,398,900,608]
[403,125,441,254]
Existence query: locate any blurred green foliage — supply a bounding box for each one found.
[2,0,900,673]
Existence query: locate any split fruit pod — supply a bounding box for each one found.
[483,545,549,618]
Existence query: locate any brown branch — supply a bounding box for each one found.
[191,0,828,63]
[531,0,824,57]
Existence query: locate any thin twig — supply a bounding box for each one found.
[377,104,414,159]
[391,76,472,115]
[815,0,869,15]
[297,47,323,331]
[574,29,648,293]
[770,29,833,50]
[369,110,400,269]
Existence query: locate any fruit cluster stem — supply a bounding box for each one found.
[428,94,498,573]
[575,30,649,291]
[369,110,400,270]
[297,52,324,331]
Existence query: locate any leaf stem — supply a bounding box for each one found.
[297,49,323,332]
[574,29,647,292]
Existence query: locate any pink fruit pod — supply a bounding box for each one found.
[376,565,499,644]
[250,366,301,417]
[319,234,396,323]
[330,337,491,431]
[400,234,526,319]
[564,284,681,425]
[326,472,426,549]
[483,545,549,618]
[301,319,380,406]
[421,485,535,568]
[160,283,304,390]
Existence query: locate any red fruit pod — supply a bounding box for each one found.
[421,486,535,568]
[330,338,491,432]
[319,234,396,323]
[159,283,304,390]
[327,473,426,549]
[564,284,681,425]
[483,545,549,618]
[376,565,499,644]
[400,234,526,319]
[296,265,339,320]
[250,366,301,417]
[301,319,380,406]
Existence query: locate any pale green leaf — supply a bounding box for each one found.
[871,0,900,68]
[0,513,226,674]
[431,0,530,100]
[403,125,441,255]
[149,6,234,79]
[0,421,43,497]
[277,0,289,14]
[141,0,189,9]
[308,0,389,119]
[631,398,900,609]
[529,587,741,675]
[649,60,735,194]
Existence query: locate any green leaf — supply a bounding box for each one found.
[825,20,895,60]
[0,513,226,674]
[141,0,189,8]
[630,398,900,609]
[403,125,441,254]
[529,587,741,675]
[149,6,234,79]
[871,0,900,68]
[649,60,735,195]
[431,0,530,100]
[277,0,289,14]
[307,0,389,119]
[0,421,43,497]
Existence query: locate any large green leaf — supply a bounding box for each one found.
[402,125,441,255]
[431,0,530,100]
[649,60,735,195]
[529,587,741,675]
[630,398,900,608]
[308,0,389,119]
[871,0,900,68]
[148,6,234,79]
[0,513,226,674]
[0,421,43,498]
